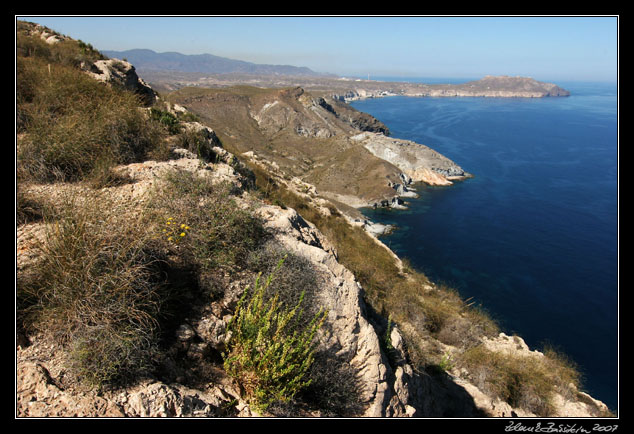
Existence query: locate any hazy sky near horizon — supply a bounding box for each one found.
[18,16,618,82]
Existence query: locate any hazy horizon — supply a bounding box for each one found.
[17,16,618,83]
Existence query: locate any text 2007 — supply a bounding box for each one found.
[593,425,618,432]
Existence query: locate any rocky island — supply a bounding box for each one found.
[17,21,610,420]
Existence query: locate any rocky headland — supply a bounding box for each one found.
[165,84,469,216]
[329,75,570,101]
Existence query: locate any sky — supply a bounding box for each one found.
[17,16,618,82]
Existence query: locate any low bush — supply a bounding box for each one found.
[223,260,327,413]
[174,126,217,162]
[149,107,181,135]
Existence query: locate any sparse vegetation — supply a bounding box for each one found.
[16,190,166,388]
[147,169,266,297]
[457,343,582,416]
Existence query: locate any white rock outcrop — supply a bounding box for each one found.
[85,58,157,106]
[351,132,469,186]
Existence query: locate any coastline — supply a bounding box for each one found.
[347,85,618,412]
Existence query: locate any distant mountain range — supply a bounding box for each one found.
[102,48,335,77]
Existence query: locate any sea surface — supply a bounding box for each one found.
[352,80,618,411]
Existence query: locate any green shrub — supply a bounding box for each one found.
[223,260,327,413]
[150,107,182,135]
[177,111,200,123]
[175,126,217,162]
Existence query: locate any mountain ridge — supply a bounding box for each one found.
[102,48,335,77]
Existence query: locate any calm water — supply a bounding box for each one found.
[352,81,618,411]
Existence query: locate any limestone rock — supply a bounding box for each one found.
[351,132,469,186]
[17,362,126,417]
[117,382,231,417]
[85,58,157,106]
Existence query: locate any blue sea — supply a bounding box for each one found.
[352,80,618,412]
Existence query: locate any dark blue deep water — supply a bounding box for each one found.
[352,81,618,411]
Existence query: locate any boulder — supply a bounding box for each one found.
[85,58,157,106]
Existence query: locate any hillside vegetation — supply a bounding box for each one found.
[16,20,611,418]
[165,85,406,207]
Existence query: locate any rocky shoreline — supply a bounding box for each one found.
[331,75,570,102]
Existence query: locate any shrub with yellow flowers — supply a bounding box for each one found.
[162,217,190,245]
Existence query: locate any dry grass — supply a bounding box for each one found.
[457,344,582,416]
[146,169,267,298]
[17,55,166,184]
[16,190,166,387]
[16,25,176,185]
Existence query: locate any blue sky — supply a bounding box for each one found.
[17,16,618,82]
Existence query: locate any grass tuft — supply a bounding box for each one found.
[457,343,583,416]
[17,190,165,388]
